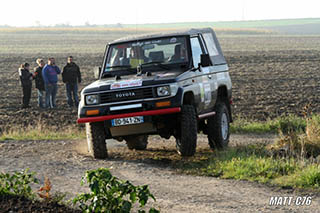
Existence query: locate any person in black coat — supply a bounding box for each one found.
[34,58,45,108]
[19,63,33,108]
[62,56,81,107]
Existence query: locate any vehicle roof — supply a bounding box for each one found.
[109,28,214,44]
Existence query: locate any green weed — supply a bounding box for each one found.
[0,169,39,198]
[73,168,159,213]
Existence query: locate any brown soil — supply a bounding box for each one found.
[0,194,81,213]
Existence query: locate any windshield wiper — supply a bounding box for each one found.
[140,61,170,70]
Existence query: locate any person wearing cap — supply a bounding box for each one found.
[62,56,81,107]
[42,57,61,109]
[18,63,33,108]
[34,58,45,108]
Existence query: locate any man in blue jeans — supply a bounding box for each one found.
[42,58,61,108]
[62,56,81,108]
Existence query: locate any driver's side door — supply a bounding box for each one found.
[190,36,214,113]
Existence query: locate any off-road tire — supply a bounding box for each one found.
[86,122,108,159]
[125,135,148,150]
[207,102,230,150]
[176,105,197,156]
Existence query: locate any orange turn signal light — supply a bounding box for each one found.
[86,109,99,116]
[155,101,171,108]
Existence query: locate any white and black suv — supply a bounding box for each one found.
[78,28,232,159]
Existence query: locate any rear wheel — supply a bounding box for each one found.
[86,122,108,159]
[176,105,197,156]
[125,135,148,150]
[207,102,230,149]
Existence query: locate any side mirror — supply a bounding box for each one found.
[200,54,212,67]
[93,67,101,79]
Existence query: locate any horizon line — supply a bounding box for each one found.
[1,17,320,28]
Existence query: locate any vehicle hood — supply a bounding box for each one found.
[82,71,182,94]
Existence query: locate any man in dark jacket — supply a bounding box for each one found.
[62,56,81,107]
[19,63,33,108]
[34,58,45,108]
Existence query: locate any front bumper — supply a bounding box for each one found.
[77,107,181,123]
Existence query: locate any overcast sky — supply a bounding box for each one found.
[1,0,319,26]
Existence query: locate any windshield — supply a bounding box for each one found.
[104,36,188,73]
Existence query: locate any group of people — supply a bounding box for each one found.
[18,56,81,109]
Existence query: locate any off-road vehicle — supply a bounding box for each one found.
[77,28,232,159]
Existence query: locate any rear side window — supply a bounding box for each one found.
[202,33,219,56]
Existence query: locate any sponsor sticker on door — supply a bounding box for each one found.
[204,83,212,105]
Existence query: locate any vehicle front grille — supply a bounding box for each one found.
[100,87,154,104]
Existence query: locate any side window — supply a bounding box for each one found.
[202,33,219,56]
[190,37,203,67]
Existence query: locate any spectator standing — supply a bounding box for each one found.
[18,63,33,108]
[34,58,45,108]
[62,56,81,107]
[42,58,61,108]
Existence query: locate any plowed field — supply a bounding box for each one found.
[0,31,319,131]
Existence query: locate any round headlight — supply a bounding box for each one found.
[86,95,99,105]
[157,86,170,97]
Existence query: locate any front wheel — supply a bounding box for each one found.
[86,122,108,159]
[176,105,197,156]
[207,102,230,150]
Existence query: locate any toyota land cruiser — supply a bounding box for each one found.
[77,28,232,159]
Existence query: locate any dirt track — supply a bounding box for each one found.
[0,134,319,212]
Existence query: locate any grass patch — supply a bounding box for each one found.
[275,164,320,189]
[177,112,320,190]
[175,145,320,190]
[230,114,310,134]
[230,118,278,134]
[0,125,85,141]
[267,110,320,158]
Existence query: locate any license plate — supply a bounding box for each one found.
[112,116,144,127]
